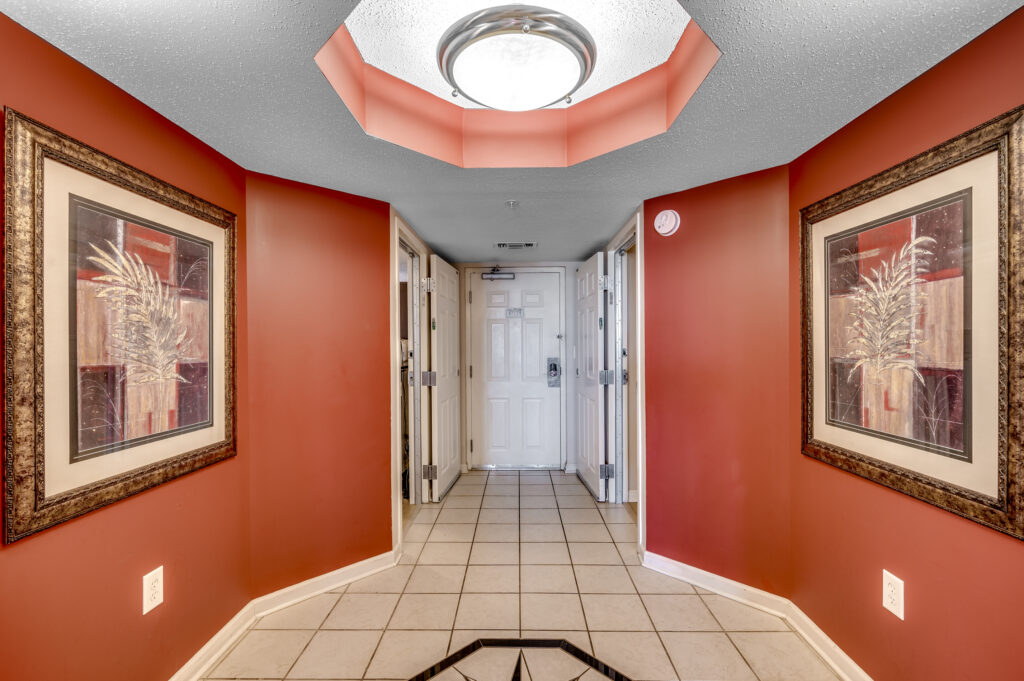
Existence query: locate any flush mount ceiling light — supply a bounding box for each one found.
[437,5,596,112]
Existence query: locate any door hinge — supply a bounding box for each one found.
[470,440,474,453]
[600,464,615,479]
[423,464,438,480]
[599,317,604,331]
[469,365,473,378]
[468,290,473,304]
[422,371,437,386]
[622,369,629,385]
[599,275,611,290]
[599,370,615,385]
[422,277,436,293]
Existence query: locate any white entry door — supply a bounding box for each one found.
[430,255,461,500]
[470,271,562,468]
[575,252,606,500]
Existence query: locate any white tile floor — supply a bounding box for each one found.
[204,471,838,681]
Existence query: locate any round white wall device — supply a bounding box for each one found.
[654,209,680,237]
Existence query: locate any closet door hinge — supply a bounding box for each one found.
[422,277,436,293]
[598,275,611,291]
[470,440,474,453]
[422,371,437,386]
[468,291,473,303]
[599,370,615,385]
[423,464,437,480]
[600,464,615,479]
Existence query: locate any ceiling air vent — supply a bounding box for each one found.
[494,241,538,250]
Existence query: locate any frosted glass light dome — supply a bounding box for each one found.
[438,5,597,111]
[453,33,580,111]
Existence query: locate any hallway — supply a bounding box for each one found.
[204,471,836,681]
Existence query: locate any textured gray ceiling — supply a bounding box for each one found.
[1,1,1020,262]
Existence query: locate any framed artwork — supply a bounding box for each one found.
[3,110,236,543]
[801,106,1024,539]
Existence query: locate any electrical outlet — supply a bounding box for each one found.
[882,569,904,620]
[142,566,164,615]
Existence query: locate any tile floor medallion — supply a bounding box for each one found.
[204,471,839,681]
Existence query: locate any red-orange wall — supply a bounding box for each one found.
[0,14,395,681]
[644,9,1024,681]
[644,167,792,595]
[0,14,250,681]
[244,173,392,595]
[786,9,1024,681]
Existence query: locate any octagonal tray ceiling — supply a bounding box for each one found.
[345,0,691,109]
[316,2,718,167]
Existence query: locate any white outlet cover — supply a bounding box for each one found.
[143,565,164,615]
[882,569,904,620]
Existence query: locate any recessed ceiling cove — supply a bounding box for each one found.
[315,0,719,168]
[346,0,690,109]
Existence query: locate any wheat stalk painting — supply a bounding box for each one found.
[847,235,936,386]
[87,240,191,433]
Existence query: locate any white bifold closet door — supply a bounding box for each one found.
[429,255,461,500]
[575,252,607,500]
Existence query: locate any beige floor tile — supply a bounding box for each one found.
[464,565,520,592]
[389,593,460,629]
[364,630,450,679]
[429,523,478,542]
[521,593,586,630]
[405,565,467,593]
[599,507,635,524]
[208,629,312,679]
[404,524,432,542]
[418,542,472,565]
[590,632,678,681]
[521,496,558,508]
[521,564,578,593]
[626,567,696,594]
[616,543,641,565]
[474,523,519,542]
[520,630,592,653]
[642,595,721,631]
[562,524,612,542]
[521,542,571,565]
[702,595,788,631]
[520,524,565,542]
[520,476,553,484]
[455,593,520,629]
[452,647,522,681]
[608,524,638,542]
[347,566,414,593]
[521,487,556,496]
[286,630,382,679]
[559,508,604,524]
[437,508,480,524]
[580,594,653,631]
[449,487,485,497]
[660,632,756,681]
[479,509,520,524]
[694,586,715,595]
[254,593,339,629]
[400,542,424,564]
[449,630,520,652]
[554,486,591,496]
[556,496,597,508]
[444,496,484,509]
[520,509,561,524]
[482,496,520,509]
[573,566,636,594]
[412,507,441,524]
[729,632,838,681]
[470,542,520,565]
[522,647,590,681]
[569,543,623,565]
[322,593,400,629]
[485,484,520,496]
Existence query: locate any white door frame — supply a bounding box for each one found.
[605,208,647,558]
[463,266,568,470]
[390,210,431,552]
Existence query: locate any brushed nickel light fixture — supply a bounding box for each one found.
[437,5,597,112]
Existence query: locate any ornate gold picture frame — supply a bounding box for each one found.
[3,110,237,543]
[800,106,1023,539]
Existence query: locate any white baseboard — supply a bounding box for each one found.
[564,464,578,473]
[170,550,398,681]
[642,552,871,681]
[628,489,639,503]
